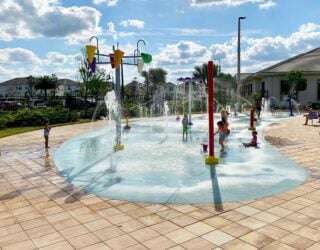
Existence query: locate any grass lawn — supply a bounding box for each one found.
[0,119,92,138]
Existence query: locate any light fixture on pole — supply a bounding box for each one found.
[236,16,246,115]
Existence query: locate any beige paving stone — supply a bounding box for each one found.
[130,227,160,242]
[257,225,289,240]
[238,217,266,230]
[2,240,36,250]
[220,210,247,222]
[252,211,280,223]
[181,237,215,249]
[235,206,261,216]
[84,218,112,232]
[68,232,101,249]
[170,215,197,227]
[58,224,89,239]
[138,214,163,226]
[81,242,111,250]
[0,223,23,237]
[240,231,274,248]
[286,212,314,226]
[94,226,124,241]
[267,206,293,217]
[143,235,176,249]
[167,247,185,250]
[201,229,234,246]
[279,201,305,211]
[172,204,198,213]
[272,218,303,232]
[88,202,111,211]
[166,228,197,244]
[105,234,139,249]
[117,219,145,233]
[261,241,297,250]
[306,243,320,250]
[38,240,74,250]
[32,232,65,248]
[126,244,148,250]
[295,226,320,242]
[221,222,252,238]
[309,219,320,230]
[107,213,132,225]
[188,209,212,220]
[26,224,56,239]
[127,208,153,219]
[204,216,232,228]
[157,209,182,220]
[281,233,315,249]
[150,221,181,234]
[52,218,80,231]
[0,231,29,247]
[185,221,215,236]
[222,239,257,250]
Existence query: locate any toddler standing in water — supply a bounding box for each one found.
[44,121,51,149]
[215,121,226,152]
[182,114,189,141]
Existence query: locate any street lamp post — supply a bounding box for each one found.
[236,16,246,115]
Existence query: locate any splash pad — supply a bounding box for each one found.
[54,113,307,204]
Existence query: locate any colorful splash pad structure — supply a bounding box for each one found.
[85,37,153,152]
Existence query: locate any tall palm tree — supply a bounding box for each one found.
[193,63,208,86]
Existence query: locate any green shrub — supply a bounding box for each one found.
[1,108,79,128]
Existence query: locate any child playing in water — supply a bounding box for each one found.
[44,121,51,149]
[221,109,230,136]
[182,114,189,141]
[215,121,226,152]
[243,131,258,148]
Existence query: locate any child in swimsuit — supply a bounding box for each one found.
[215,121,226,152]
[243,131,258,148]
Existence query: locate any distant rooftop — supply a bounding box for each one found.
[0,77,79,86]
[258,47,320,74]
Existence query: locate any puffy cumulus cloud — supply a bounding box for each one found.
[0,48,41,65]
[155,41,209,66]
[0,47,81,82]
[0,0,101,44]
[93,0,118,6]
[191,0,277,9]
[120,19,145,29]
[154,22,320,80]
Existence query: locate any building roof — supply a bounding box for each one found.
[0,77,79,86]
[258,47,320,74]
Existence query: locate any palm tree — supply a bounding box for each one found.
[193,63,208,86]
[34,74,58,100]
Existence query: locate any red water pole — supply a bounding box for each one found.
[208,61,215,157]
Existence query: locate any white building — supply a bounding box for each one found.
[240,48,320,106]
[0,77,80,99]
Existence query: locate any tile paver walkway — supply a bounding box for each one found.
[0,117,320,249]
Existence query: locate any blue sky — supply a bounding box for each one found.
[1,0,320,82]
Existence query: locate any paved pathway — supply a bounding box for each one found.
[0,117,320,249]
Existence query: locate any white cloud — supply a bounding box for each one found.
[0,48,41,65]
[0,48,81,82]
[120,19,145,29]
[191,0,277,9]
[153,22,320,81]
[0,0,102,44]
[155,41,209,66]
[93,0,118,6]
